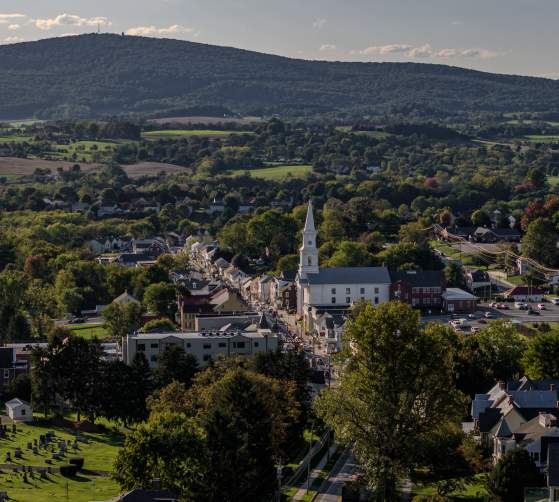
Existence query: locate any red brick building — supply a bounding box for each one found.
[390,270,446,310]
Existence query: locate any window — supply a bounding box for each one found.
[307,256,312,266]
[360,287,365,295]
[186,342,191,348]
[374,297,379,305]
[534,452,540,462]
[203,354,212,362]
[331,288,336,294]
[3,369,9,379]
[346,287,351,294]
[150,355,157,362]
[236,342,246,349]
[308,240,312,245]
[331,297,336,304]
[345,297,351,304]
[203,343,212,349]
[374,287,379,294]
[137,343,145,351]
[218,342,226,348]
[254,342,259,347]
[150,343,158,349]
[21,409,26,416]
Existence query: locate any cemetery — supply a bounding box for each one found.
[0,415,124,501]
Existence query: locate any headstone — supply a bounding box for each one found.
[45,459,51,465]
[11,424,16,433]
[32,447,38,455]
[27,442,32,449]
[33,439,38,447]
[5,452,11,462]
[52,453,59,460]
[72,443,78,450]
[14,449,21,459]
[40,468,47,479]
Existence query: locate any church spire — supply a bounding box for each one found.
[304,200,315,232]
[299,200,319,277]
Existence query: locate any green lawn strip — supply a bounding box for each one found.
[525,135,559,143]
[67,324,110,340]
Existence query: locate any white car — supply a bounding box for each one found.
[552,298,559,305]
[538,303,546,310]
[470,326,481,333]
[484,312,493,318]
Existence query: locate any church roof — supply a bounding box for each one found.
[303,267,391,285]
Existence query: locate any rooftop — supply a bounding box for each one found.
[304,267,391,285]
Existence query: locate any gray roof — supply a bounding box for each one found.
[510,390,559,408]
[494,419,512,438]
[304,267,391,285]
[390,270,444,287]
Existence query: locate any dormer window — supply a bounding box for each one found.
[308,240,312,245]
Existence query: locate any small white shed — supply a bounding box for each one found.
[5,398,33,422]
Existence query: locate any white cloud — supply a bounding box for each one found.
[319,44,337,52]
[408,44,433,58]
[7,24,20,31]
[0,13,26,24]
[1,36,24,44]
[312,18,327,30]
[356,44,412,56]
[34,14,111,31]
[126,24,196,37]
[353,43,497,60]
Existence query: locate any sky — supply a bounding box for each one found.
[1,0,557,79]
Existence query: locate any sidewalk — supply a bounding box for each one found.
[292,444,338,501]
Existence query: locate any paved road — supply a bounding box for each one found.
[314,449,356,502]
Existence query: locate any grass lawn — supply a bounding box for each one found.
[0,471,119,502]
[142,129,247,138]
[525,135,559,143]
[230,164,312,180]
[411,473,487,500]
[0,417,125,501]
[67,324,110,340]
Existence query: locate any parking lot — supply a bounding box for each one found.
[422,299,559,333]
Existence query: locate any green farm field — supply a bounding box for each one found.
[524,135,559,143]
[230,164,312,180]
[142,129,249,139]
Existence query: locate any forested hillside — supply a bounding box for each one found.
[1,33,559,119]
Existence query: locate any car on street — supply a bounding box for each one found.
[515,302,529,310]
[468,313,476,319]
[470,326,481,333]
[538,303,546,310]
[497,304,509,310]
[552,298,559,305]
[528,309,540,315]
[70,317,85,323]
[484,312,492,318]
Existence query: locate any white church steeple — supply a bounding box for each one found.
[299,201,319,277]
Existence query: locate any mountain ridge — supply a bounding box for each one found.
[0,33,558,119]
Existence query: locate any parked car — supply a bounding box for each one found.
[484,312,492,318]
[515,302,529,310]
[538,303,546,310]
[70,317,85,324]
[468,314,476,319]
[552,298,559,305]
[497,304,509,310]
[528,309,541,316]
[470,326,481,333]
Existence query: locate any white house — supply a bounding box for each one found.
[296,201,391,332]
[5,398,33,422]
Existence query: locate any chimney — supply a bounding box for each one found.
[498,381,506,390]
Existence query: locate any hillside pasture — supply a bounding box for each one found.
[230,164,312,180]
[524,135,559,143]
[122,161,191,178]
[142,129,250,139]
[0,157,103,178]
[149,115,258,125]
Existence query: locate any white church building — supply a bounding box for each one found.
[296,201,391,334]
